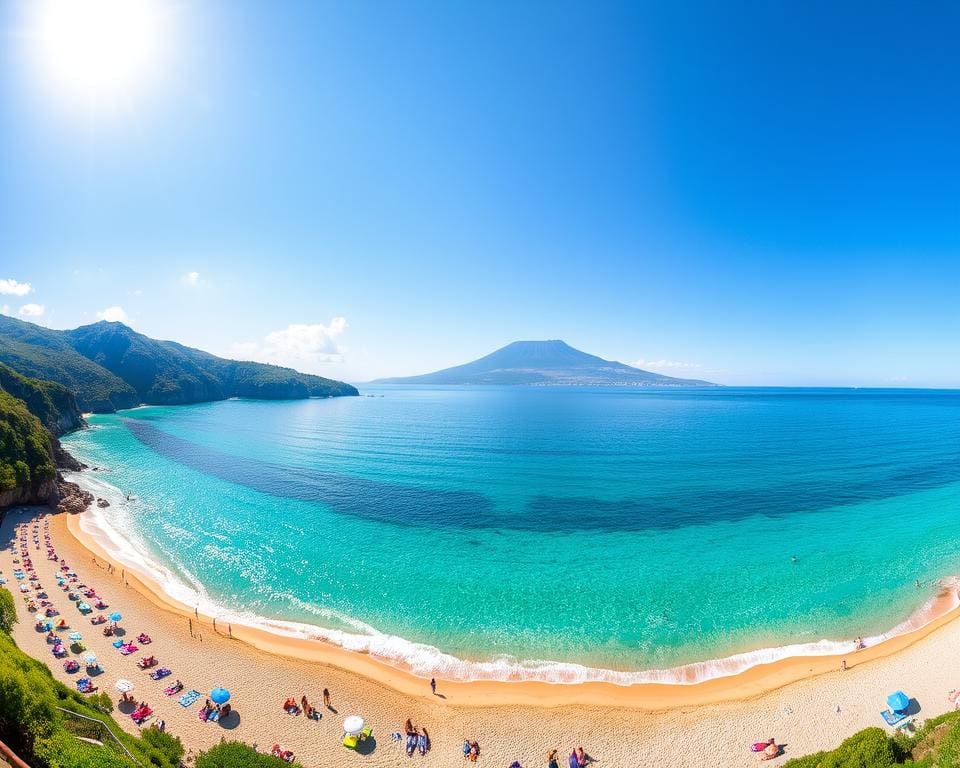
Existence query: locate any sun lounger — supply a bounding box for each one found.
[179,690,201,708]
[343,734,359,749]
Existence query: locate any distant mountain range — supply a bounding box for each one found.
[0,315,358,413]
[372,340,717,387]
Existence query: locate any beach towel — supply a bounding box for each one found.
[120,644,139,655]
[208,709,220,723]
[150,668,171,680]
[179,690,201,708]
[881,709,909,726]
[198,708,209,722]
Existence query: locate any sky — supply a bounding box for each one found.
[1,0,958,386]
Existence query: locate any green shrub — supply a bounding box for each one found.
[139,727,184,768]
[0,587,16,632]
[86,691,113,715]
[195,740,303,767]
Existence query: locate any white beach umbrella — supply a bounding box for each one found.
[84,653,98,665]
[343,715,365,735]
[115,679,134,693]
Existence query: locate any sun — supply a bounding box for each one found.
[32,0,166,106]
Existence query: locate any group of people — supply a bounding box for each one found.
[199,697,230,722]
[403,718,430,756]
[282,688,331,719]
[10,514,229,738]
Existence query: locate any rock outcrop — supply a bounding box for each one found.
[56,478,94,514]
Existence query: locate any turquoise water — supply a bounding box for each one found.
[61,387,960,682]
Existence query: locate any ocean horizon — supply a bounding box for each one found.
[61,385,960,684]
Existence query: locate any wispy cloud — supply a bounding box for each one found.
[0,279,32,296]
[96,306,129,323]
[181,271,200,286]
[631,358,702,371]
[18,303,45,317]
[230,317,348,371]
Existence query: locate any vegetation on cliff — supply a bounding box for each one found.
[0,362,83,436]
[0,315,358,413]
[0,389,56,494]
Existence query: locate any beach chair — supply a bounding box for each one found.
[343,734,359,749]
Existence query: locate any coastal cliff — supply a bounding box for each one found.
[0,364,91,512]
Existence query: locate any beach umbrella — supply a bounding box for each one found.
[68,631,82,642]
[109,612,122,622]
[84,653,97,664]
[115,679,134,693]
[887,691,910,712]
[77,602,90,611]
[343,716,365,736]
[210,687,231,704]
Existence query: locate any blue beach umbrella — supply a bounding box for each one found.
[210,687,231,704]
[68,631,82,642]
[887,691,910,712]
[109,612,122,622]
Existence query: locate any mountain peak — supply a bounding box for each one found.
[373,340,716,387]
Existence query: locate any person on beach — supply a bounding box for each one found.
[430,677,437,695]
[760,738,780,760]
[548,750,560,768]
[323,688,331,709]
[840,659,847,671]
[576,747,587,766]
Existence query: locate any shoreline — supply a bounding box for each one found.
[64,505,960,710]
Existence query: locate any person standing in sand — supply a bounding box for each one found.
[430,677,436,695]
[323,688,331,709]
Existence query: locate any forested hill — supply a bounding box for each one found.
[0,315,358,412]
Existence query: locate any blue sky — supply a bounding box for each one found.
[1,1,958,386]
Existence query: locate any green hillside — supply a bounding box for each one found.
[0,362,83,436]
[0,315,357,413]
[0,316,138,412]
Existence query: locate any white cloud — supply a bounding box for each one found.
[0,279,32,296]
[18,303,45,317]
[96,306,129,323]
[632,358,703,371]
[231,317,348,370]
[181,271,200,286]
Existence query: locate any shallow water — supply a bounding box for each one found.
[61,386,960,682]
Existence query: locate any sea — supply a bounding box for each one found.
[59,385,960,685]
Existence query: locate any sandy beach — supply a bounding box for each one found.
[4,506,960,767]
